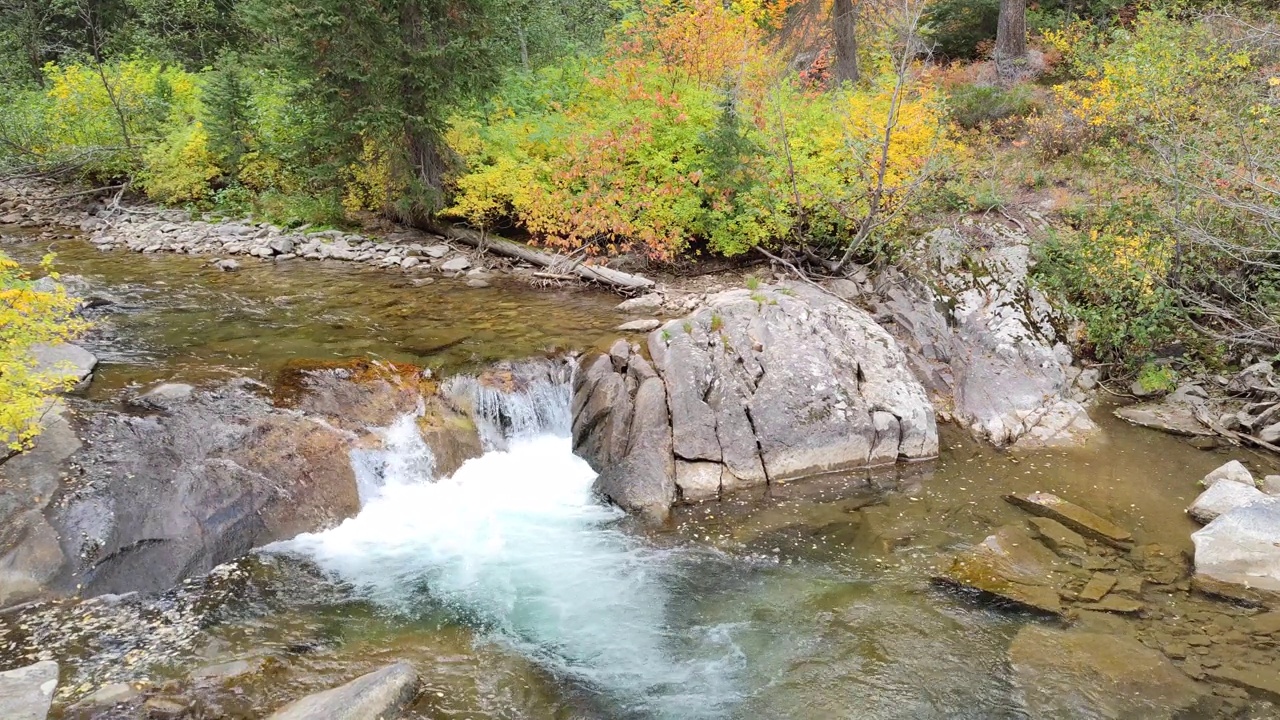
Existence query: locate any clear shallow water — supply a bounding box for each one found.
[3,236,627,399]
[4,234,1277,719]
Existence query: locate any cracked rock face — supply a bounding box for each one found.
[879,224,1097,448]
[572,284,938,521]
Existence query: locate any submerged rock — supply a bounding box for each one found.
[1205,665,1280,703]
[0,660,58,720]
[574,284,937,519]
[1009,626,1206,720]
[935,525,1066,615]
[1004,492,1133,548]
[266,662,418,720]
[1191,496,1280,607]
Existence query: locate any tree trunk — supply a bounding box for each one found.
[995,0,1027,84]
[831,0,859,84]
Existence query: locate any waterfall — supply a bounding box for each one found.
[273,357,746,718]
[442,358,575,447]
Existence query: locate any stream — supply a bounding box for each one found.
[2,236,1277,719]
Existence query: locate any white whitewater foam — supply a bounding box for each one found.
[279,431,743,717]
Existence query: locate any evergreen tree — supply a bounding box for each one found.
[239,0,512,219]
[202,55,251,172]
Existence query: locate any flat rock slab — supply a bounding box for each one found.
[1009,626,1205,720]
[1005,492,1133,548]
[935,525,1066,615]
[1027,517,1087,557]
[1191,496,1280,608]
[1078,573,1117,603]
[0,660,59,720]
[1114,400,1213,437]
[267,661,417,720]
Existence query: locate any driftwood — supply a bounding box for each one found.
[439,225,655,292]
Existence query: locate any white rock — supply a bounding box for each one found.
[1188,479,1266,525]
[617,293,665,314]
[617,319,661,332]
[1263,475,1280,496]
[440,256,471,272]
[1192,496,1280,606]
[423,244,451,258]
[399,257,420,269]
[1201,460,1254,488]
[0,660,58,720]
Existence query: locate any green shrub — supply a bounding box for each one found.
[947,83,1038,129]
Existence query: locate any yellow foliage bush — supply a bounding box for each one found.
[141,121,221,204]
[446,0,951,259]
[342,135,406,216]
[0,253,88,452]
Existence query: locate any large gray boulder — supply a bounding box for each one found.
[0,660,58,720]
[1009,626,1205,719]
[573,284,937,520]
[1187,479,1266,525]
[267,662,418,720]
[30,342,97,385]
[879,224,1097,448]
[1192,496,1280,607]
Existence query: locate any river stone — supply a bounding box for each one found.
[0,660,58,720]
[935,525,1066,615]
[1191,496,1280,607]
[215,258,239,271]
[616,293,664,314]
[1262,475,1280,495]
[30,342,97,384]
[129,382,195,409]
[1187,480,1265,525]
[440,256,471,272]
[267,662,417,720]
[68,682,139,710]
[1202,460,1254,488]
[1005,492,1132,548]
[616,318,661,332]
[1009,626,1205,720]
[268,236,294,254]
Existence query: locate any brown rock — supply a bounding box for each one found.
[935,525,1066,615]
[1005,492,1133,548]
[1247,611,1280,635]
[1009,626,1207,720]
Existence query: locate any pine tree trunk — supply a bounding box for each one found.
[995,0,1027,83]
[831,0,859,84]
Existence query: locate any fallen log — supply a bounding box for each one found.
[439,225,655,293]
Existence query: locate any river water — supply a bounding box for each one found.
[2,237,1275,719]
